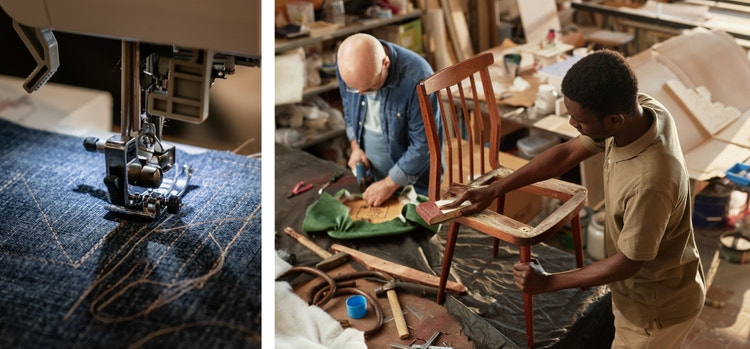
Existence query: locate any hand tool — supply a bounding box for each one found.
[283,227,348,271]
[287,181,313,198]
[318,170,344,195]
[385,280,410,339]
[331,244,468,294]
[419,331,441,349]
[390,330,446,349]
[374,280,439,299]
[355,161,366,192]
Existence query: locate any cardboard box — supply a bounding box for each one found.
[628,28,750,181]
[372,19,424,55]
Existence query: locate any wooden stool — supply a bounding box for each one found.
[586,29,635,55]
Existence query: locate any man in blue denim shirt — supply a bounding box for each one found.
[336,33,441,207]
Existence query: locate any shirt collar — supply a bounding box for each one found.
[379,40,399,89]
[609,94,661,162]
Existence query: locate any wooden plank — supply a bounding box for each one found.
[475,0,494,52]
[330,244,468,294]
[441,0,474,62]
[426,8,455,70]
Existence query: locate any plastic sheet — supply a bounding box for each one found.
[276,144,614,348]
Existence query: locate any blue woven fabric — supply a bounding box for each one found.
[0,119,261,348]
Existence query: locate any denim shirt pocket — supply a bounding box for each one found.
[383,106,408,146]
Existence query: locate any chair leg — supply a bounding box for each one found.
[571,214,586,292]
[493,196,506,258]
[437,221,460,304]
[520,245,534,348]
[571,214,584,269]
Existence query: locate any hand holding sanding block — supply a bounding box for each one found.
[416,198,472,225]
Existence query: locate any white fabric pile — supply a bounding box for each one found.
[275,252,366,349]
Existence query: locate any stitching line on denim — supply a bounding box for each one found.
[0,173,115,268]
[170,188,255,283]
[84,209,259,322]
[63,222,153,320]
[65,172,230,320]
[0,173,77,265]
[64,170,261,323]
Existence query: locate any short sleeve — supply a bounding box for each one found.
[617,189,673,261]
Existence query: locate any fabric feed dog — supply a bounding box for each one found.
[0,119,261,348]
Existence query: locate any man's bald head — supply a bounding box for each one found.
[337,33,389,93]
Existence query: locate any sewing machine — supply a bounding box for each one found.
[0,0,261,218]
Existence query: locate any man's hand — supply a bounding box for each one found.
[440,184,497,217]
[512,260,549,295]
[363,176,399,207]
[348,141,369,172]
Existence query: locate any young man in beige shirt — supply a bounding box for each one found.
[444,50,705,348]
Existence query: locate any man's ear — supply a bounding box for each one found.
[608,113,625,127]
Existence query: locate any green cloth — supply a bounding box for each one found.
[302,189,436,239]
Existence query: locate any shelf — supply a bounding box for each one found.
[276,11,424,155]
[293,128,346,149]
[275,11,423,53]
[303,79,339,99]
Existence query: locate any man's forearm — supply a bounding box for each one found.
[490,138,593,196]
[546,252,644,292]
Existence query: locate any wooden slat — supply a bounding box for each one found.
[331,244,468,294]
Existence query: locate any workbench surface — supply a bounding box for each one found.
[274,143,614,348]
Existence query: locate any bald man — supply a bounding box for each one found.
[336,33,441,207]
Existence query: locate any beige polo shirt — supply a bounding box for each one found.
[579,94,705,328]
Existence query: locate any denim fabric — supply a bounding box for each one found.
[0,119,261,348]
[337,40,442,194]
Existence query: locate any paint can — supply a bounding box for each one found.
[719,231,750,264]
[693,182,732,228]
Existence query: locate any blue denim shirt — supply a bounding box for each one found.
[337,40,442,194]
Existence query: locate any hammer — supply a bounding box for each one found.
[374,280,439,299]
[283,227,349,271]
[383,281,410,339]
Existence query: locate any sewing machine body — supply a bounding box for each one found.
[0,0,260,57]
[0,0,261,218]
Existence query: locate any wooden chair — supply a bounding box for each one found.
[416,52,588,348]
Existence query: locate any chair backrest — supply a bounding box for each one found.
[416,52,503,201]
